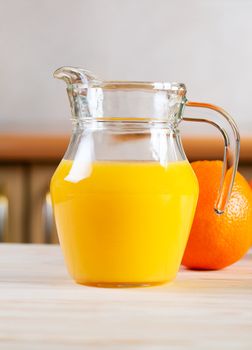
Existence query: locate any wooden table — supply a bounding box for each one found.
[0,244,251,350]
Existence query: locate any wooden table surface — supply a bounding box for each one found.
[0,244,251,350]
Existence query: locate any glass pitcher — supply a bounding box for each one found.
[50,66,240,287]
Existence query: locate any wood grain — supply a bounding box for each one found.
[0,134,252,162]
[0,244,251,349]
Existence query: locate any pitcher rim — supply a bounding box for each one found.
[72,81,187,95]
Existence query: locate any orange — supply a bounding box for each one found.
[182,160,252,270]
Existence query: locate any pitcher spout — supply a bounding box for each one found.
[54,66,102,121]
[53,66,99,86]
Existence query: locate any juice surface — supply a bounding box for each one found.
[51,160,199,286]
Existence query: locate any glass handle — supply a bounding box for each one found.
[184,101,240,214]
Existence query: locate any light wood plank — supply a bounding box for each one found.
[0,244,251,349]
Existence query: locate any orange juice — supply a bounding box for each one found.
[51,160,199,286]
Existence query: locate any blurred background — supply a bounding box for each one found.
[0,0,252,243]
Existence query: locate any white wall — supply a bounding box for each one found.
[0,0,252,135]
